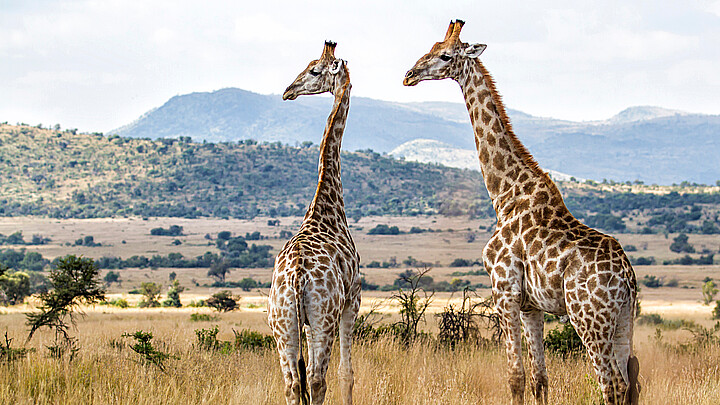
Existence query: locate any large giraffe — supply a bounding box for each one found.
[404,20,640,405]
[268,41,360,405]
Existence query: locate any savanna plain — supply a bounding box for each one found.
[1,215,720,404]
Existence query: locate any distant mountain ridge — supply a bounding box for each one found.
[113,88,720,185]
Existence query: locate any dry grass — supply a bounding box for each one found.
[0,307,719,404]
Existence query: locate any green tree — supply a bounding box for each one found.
[207,260,231,283]
[703,280,718,305]
[25,255,105,356]
[162,280,184,308]
[138,282,161,308]
[0,265,30,305]
[103,271,120,285]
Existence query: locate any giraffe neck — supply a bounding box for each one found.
[305,80,351,228]
[458,60,558,218]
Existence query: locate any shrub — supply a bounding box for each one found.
[103,298,129,308]
[237,277,258,291]
[233,329,275,351]
[206,290,239,312]
[544,323,585,356]
[670,233,695,253]
[713,301,720,320]
[703,280,718,305]
[631,256,655,266]
[367,224,401,235]
[150,225,184,236]
[103,271,120,285]
[194,325,230,352]
[449,258,474,267]
[360,277,379,291]
[190,313,218,322]
[122,331,177,371]
[436,289,483,348]
[390,268,434,346]
[641,275,663,288]
[0,332,34,362]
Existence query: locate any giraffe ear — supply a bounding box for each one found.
[329,59,345,74]
[462,43,487,58]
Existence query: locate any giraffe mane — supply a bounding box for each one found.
[475,60,555,187]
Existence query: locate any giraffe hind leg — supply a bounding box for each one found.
[338,298,359,405]
[568,311,625,405]
[613,299,640,404]
[521,310,548,405]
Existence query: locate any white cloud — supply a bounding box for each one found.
[1,0,719,131]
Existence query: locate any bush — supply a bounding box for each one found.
[367,224,401,235]
[713,301,720,320]
[150,225,184,236]
[630,256,655,266]
[122,331,177,371]
[104,271,120,285]
[206,290,239,312]
[544,323,585,356]
[641,275,663,288]
[449,258,474,267]
[670,233,695,253]
[190,313,218,322]
[436,289,482,348]
[102,298,129,308]
[233,329,275,351]
[237,277,258,291]
[703,280,718,305]
[0,332,34,362]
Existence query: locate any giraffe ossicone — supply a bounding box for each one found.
[404,20,640,405]
[269,41,360,405]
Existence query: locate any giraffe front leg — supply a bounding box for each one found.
[521,310,548,405]
[494,285,526,405]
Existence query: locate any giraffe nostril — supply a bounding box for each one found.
[405,70,414,78]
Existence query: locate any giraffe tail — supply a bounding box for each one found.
[295,283,310,405]
[621,280,640,405]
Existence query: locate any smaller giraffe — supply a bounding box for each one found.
[404,20,639,405]
[269,41,360,405]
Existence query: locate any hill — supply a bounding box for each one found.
[3,124,720,236]
[112,88,720,185]
[0,124,490,220]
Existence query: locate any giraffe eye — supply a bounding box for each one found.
[439,54,452,62]
[309,70,321,76]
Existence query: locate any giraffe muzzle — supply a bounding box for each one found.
[282,88,298,101]
[403,69,419,86]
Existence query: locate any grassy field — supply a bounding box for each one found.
[0,308,719,404]
[1,215,720,403]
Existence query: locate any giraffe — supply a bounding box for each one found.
[403,20,640,405]
[268,41,360,405]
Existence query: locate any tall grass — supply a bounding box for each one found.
[0,309,719,404]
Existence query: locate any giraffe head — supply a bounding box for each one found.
[283,41,349,100]
[403,20,486,86]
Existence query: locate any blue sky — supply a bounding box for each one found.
[1,0,719,132]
